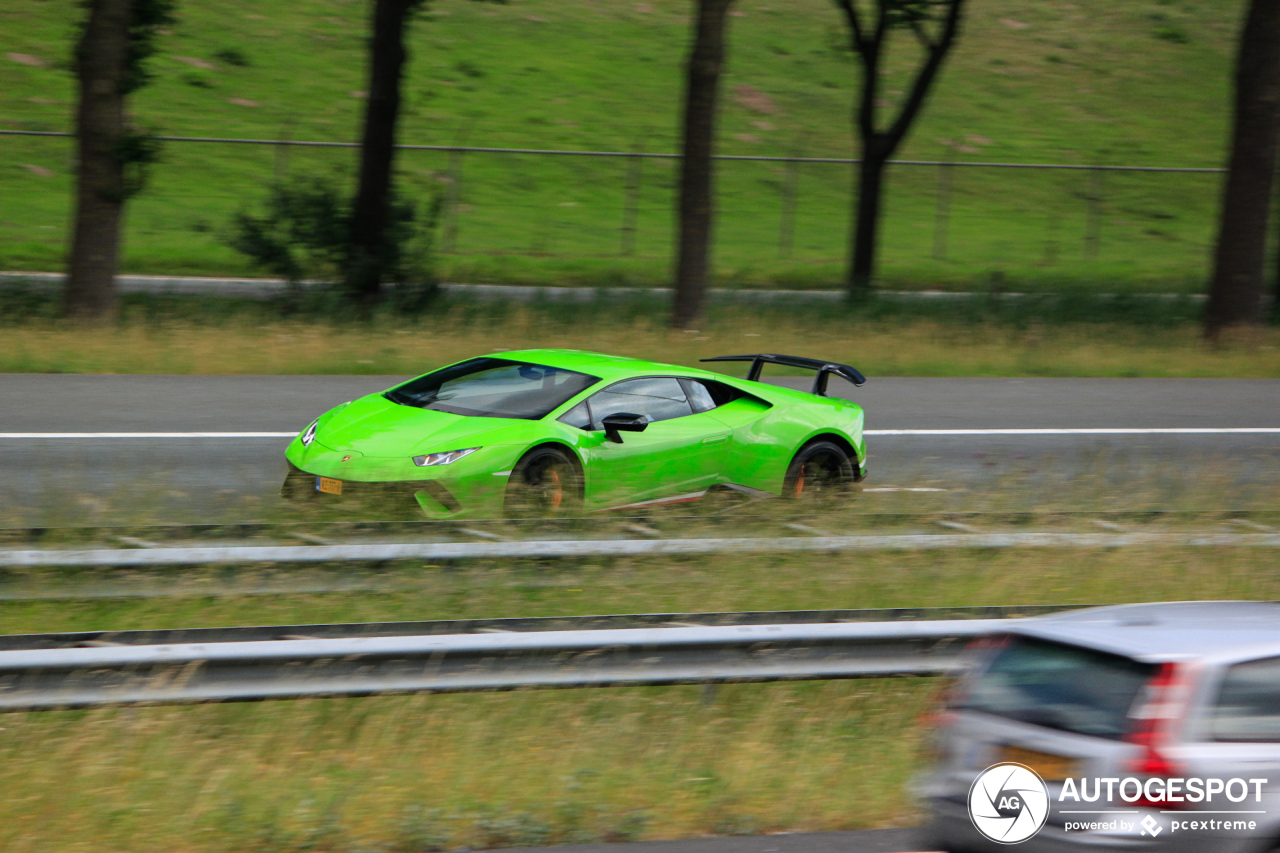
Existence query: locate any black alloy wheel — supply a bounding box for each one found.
[782,440,856,504]
[505,446,583,518]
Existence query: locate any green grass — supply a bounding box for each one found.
[0,0,1244,290]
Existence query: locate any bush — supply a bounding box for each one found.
[226,173,442,312]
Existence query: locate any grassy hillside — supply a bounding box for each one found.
[0,0,1244,289]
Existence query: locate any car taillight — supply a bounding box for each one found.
[1123,661,1192,809]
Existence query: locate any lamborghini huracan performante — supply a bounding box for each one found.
[281,349,867,517]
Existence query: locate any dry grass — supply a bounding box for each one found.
[0,681,933,853]
[3,309,1279,377]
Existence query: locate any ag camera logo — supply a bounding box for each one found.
[969,763,1051,844]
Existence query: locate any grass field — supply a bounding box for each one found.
[0,0,1245,289]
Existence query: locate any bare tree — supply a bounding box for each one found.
[671,0,735,329]
[63,0,173,320]
[1205,0,1280,338]
[348,0,423,303]
[833,0,964,294]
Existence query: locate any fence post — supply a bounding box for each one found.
[273,120,294,182]
[1085,167,1104,260]
[932,152,954,261]
[443,148,465,254]
[1043,214,1061,266]
[778,139,803,258]
[621,147,643,256]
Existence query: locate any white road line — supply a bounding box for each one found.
[0,428,1276,439]
[866,428,1280,435]
[0,432,298,438]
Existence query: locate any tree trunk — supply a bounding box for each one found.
[349,0,414,302]
[850,144,888,293]
[64,0,133,321]
[671,0,734,330]
[1205,0,1280,338]
[1273,162,1280,319]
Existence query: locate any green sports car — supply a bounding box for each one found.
[282,349,867,517]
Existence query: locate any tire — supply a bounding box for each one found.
[504,446,583,518]
[782,439,856,503]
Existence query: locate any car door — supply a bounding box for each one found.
[576,376,731,506]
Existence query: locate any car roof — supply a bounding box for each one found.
[1008,601,1280,665]
[492,349,727,383]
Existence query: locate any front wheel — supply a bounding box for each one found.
[782,440,856,504]
[504,446,583,518]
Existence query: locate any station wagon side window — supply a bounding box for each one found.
[585,377,694,428]
[1209,656,1280,742]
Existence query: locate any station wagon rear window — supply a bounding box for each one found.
[386,358,600,420]
[959,636,1156,740]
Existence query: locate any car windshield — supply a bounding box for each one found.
[385,358,600,420]
[958,636,1156,740]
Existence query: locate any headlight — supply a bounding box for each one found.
[412,447,480,467]
[300,421,318,447]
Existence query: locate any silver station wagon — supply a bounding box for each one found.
[918,601,1280,853]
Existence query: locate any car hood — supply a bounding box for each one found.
[316,393,533,457]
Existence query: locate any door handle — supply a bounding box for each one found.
[701,435,729,446]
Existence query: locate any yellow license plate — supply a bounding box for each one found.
[316,477,343,495]
[998,745,1078,781]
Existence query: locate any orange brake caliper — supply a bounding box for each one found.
[546,468,563,510]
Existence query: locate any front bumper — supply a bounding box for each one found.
[283,437,527,518]
[281,462,467,516]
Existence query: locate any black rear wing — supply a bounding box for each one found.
[700,353,866,397]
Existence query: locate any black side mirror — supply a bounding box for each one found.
[601,412,649,444]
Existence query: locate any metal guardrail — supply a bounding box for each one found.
[0,606,1058,711]
[3,533,1278,569]
[3,510,1273,546]
[0,273,1217,303]
[0,604,1072,651]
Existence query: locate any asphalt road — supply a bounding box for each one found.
[503,829,928,853]
[1,375,1277,518]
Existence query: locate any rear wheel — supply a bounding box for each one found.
[505,446,583,518]
[782,440,856,504]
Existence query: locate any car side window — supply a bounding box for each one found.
[588,377,693,427]
[557,400,593,430]
[1209,656,1280,742]
[681,378,746,413]
[682,379,718,413]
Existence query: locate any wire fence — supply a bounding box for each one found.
[0,129,1226,279]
